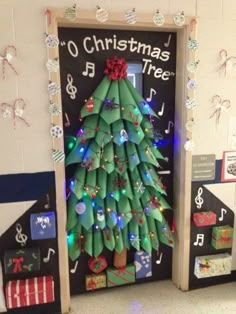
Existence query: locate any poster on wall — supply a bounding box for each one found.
[221,151,236,182]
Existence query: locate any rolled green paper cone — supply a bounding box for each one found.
[125,120,144,145]
[93,229,104,257]
[129,167,145,199]
[126,142,140,171]
[114,227,124,253]
[85,169,96,190]
[112,120,126,146]
[83,142,100,171]
[125,78,158,118]
[138,163,156,188]
[141,117,155,139]
[73,177,85,200]
[68,237,80,261]
[159,195,171,210]
[105,198,118,228]
[68,224,82,260]
[107,171,120,202]
[140,216,152,253]
[80,197,94,230]
[121,225,130,250]
[156,218,174,248]
[114,144,128,174]
[117,196,132,228]
[146,139,164,159]
[97,168,107,199]
[81,115,99,140]
[128,217,140,251]
[103,228,115,251]
[95,118,111,146]
[140,190,151,205]
[121,171,133,200]
[130,198,143,225]
[147,215,159,250]
[81,76,111,117]
[65,139,89,166]
[67,192,79,230]
[102,141,115,174]
[100,80,121,124]
[85,228,93,256]
[137,139,159,167]
[95,198,106,229]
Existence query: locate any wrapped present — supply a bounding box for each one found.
[85,273,106,291]
[194,253,232,278]
[134,251,152,279]
[211,225,233,249]
[4,248,40,274]
[5,276,54,309]
[88,255,108,274]
[193,211,216,227]
[107,265,135,287]
[30,211,56,240]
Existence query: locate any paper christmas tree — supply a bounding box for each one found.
[66,56,174,265]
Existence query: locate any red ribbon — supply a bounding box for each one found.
[104,56,127,80]
[13,257,24,273]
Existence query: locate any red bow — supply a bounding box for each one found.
[13,257,24,273]
[104,56,127,80]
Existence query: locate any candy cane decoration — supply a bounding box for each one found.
[0,45,18,79]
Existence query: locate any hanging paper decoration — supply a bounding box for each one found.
[113,176,127,189]
[81,159,94,171]
[188,38,199,51]
[49,102,62,115]
[186,98,196,110]
[125,8,137,25]
[96,6,109,23]
[52,149,65,163]
[0,45,18,79]
[86,97,94,112]
[64,4,77,20]
[45,34,59,48]
[48,81,61,97]
[184,139,195,151]
[174,11,185,26]
[46,59,59,72]
[209,95,231,125]
[153,10,165,26]
[185,119,195,132]
[75,202,86,215]
[187,61,199,73]
[88,255,108,273]
[50,125,63,138]
[187,79,197,90]
[0,98,30,128]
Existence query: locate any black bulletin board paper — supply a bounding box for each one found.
[58,27,176,295]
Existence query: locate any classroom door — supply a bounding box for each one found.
[58,27,176,294]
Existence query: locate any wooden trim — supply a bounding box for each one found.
[46,8,198,312]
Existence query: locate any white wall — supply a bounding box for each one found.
[0,0,236,247]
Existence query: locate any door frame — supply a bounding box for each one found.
[45,8,197,313]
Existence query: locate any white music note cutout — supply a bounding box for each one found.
[64,113,70,127]
[194,234,204,246]
[219,208,227,222]
[44,193,50,209]
[165,121,174,134]
[43,248,55,263]
[158,102,165,116]
[195,187,204,209]
[15,224,28,247]
[70,260,79,274]
[82,62,95,78]
[164,34,172,48]
[146,88,157,102]
[158,170,171,175]
[66,73,77,100]
[156,252,163,264]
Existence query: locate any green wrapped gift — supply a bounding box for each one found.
[211,225,233,250]
[107,264,135,287]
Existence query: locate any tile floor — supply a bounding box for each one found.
[70,280,236,314]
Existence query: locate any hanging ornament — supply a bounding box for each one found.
[75,202,86,215]
[103,97,120,110]
[48,81,61,97]
[46,59,59,72]
[85,97,94,112]
[125,8,137,25]
[120,129,129,142]
[174,11,185,27]
[50,125,63,138]
[45,34,59,48]
[134,181,145,193]
[186,98,196,110]
[187,60,199,73]
[49,102,62,115]
[97,207,105,222]
[185,119,195,132]
[188,38,199,51]
[96,6,109,23]
[153,10,165,26]
[52,149,65,163]
[184,139,195,151]
[64,4,77,20]
[81,158,94,171]
[187,79,197,90]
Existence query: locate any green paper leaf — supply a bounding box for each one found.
[126,120,144,145]
[83,142,100,171]
[85,228,93,256]
[97,168,107,199]
[122,226,130,250]
[126,142,140,171]
[114,227,124,253]
[114,144,128,174]
[147,216,159,250]
[105,198,117,228]
[94,230,104,257]
[156,217,174,248]
[137,139,159,167]
[128,218,140,251]
[79,197,94,230]
[80,115,99,141]
[95,118,112,146]
[67,192,78,230]
[117,196,132,228]
[101,141,115,174]
[140,216,152,253]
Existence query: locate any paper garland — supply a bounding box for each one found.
[52,149,65,163]
[153,10,165,26]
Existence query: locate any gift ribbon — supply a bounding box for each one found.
[0,45,18,79]
[13,257,24,273]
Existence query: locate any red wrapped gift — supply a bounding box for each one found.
[5,276,54,309]
[88,255,108,274]
[193,211,216,227]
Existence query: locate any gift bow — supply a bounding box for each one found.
[13,257,24,273]
[0,45,18,79]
